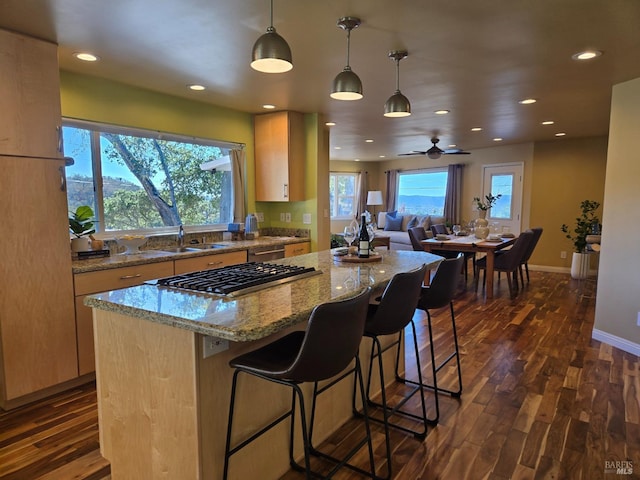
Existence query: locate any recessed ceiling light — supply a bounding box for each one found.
[434,109,450,115]
[365,139,374,143]
[188,84,206,91]
[379,155,386,158]
[73,52,99,62]
[448,144,457,148]
[493,138,503,142]
[541,120,555,125]
[518,98,537,105]
[262,104,276,109]
[471,127,482,132]
[354,159,360,162]
[555,132,567,137]
[572,50,603,61]
[334,146,342,150]
[325,122,336,126]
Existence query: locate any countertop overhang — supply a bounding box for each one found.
[85,250,443,342]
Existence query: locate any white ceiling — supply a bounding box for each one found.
[2,0,640,161]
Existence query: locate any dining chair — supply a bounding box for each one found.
[519,227,543,284]
[411,226,474,282]
[474,230,534,298]
[223,288,376,480]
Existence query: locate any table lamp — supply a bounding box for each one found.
[366,190,384,225]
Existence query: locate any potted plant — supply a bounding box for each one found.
[473,193,502,218]
[69,205,96,252]
[561,199,601,279]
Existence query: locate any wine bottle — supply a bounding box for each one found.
[358,214,370,258]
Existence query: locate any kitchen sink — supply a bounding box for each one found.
[158,246,202,253]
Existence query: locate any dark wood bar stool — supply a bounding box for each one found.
[354,264,429,480]
[223,288,376,480]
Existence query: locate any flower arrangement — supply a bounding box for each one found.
[473,193,502,211]
[561,199,601,253]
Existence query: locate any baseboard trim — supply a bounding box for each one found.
[528,264,570,274]
[592,329,640,357]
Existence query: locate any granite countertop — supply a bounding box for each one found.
[72,236,309,274]
[85,250,443,342]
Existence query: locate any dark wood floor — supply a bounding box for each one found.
[1,271,637,479]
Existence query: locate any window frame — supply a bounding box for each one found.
[329,172,359,220]
[62,118,241,237]
[396,167,449,216]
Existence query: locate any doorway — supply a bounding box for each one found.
[482,163,523,234]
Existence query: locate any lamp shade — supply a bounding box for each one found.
[384,91,411,117]
[366,190,383,206]
[251,27,293,73]
[331,67,363,100]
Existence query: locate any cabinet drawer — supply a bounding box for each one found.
[174,250,247,274]
[285,243,310,257]
[74,261,174,296]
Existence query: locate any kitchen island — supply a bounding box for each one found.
[85,249,442,479]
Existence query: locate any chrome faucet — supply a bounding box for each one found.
[178,224,184,247]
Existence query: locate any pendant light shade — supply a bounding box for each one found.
[251,0,292,73]
[330,17,363,100]
[384,51,411,117]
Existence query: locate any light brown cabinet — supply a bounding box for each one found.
[254,111,305,201]
[73,261,174,375]
[0,157,77,408]
[0,29,62,158]
[285,242,310,257]
[174,250,247,274]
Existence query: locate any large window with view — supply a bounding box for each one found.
[396,168,448,215]
[329,172,358,219]
[63,121,234,232]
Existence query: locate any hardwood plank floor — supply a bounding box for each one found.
[1,272,637,479]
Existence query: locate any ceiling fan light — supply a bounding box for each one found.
[384,91,411,117]
[331,67,363,100]
[251,27,293,73]
[427,151,442,160]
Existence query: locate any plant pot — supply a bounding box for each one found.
[570,252,590,279]
[71,237,90,253]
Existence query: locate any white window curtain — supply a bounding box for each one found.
[355,171,368,219]
[231,149,246,223]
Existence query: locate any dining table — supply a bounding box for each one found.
[421,234,517,299]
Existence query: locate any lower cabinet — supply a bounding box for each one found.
[285,242,310,257]
[174,250,247,274]
[73,261,174,375]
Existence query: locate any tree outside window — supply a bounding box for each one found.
[63,122,233,232]
[329,173,358,218]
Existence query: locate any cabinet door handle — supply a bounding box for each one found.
[119,274,142,280]
[283,184,288,199]
[57,126,63,153]
[207,261,223,266]
[59,166,66,191]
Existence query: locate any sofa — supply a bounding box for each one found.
[375,212,448,250]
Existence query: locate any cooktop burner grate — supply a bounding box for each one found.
[150,261,321,297]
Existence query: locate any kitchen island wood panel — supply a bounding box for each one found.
[87,250,443,479]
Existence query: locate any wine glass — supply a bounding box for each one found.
[343,226,356,247]
[452,224,461,236]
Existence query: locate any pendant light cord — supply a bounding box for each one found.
[395,58,400,92]
[345,28,351,68]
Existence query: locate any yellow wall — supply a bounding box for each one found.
[529,137,607,268]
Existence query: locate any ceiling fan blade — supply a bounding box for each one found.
[444,150,471,155]
[399,151,428,156]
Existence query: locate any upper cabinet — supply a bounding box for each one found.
[255,111,305,202]
[0,29,62,158]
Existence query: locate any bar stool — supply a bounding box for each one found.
[223,288,375,480]
[402,253,464,425]
[354,264,429,480]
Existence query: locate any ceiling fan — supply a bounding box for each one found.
[400,137,471,159]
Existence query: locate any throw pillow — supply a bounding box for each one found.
[417,215,430,230]
[402,215,417,231]
[407,216,418,229]
[384,214,403,231]
[386,210,398,218]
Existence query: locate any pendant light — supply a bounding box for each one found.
[330,17,363,100]
[384,50,411,117]
[251,0,292,73]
